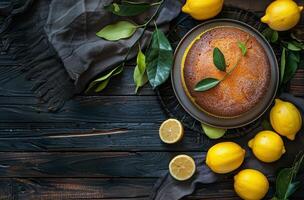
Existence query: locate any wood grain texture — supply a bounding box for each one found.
[5,178,304,200]
[0,122,208,151]
[0,152,201,178]
[0,0,304,199]
[0,64,155,97]
[0,96,166,123]
[13,178,154,200]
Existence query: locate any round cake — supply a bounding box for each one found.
[182,26,271,117]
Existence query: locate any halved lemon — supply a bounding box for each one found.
[159,119,184,144]
[169,154,196,181]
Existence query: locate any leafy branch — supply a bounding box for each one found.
[87,0,168,93]
[262,28,303,85]
[272,152,304,200]
[194,37,249,92]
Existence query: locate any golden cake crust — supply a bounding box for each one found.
[182,27,270,117]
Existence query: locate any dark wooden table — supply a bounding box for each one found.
[0,1,303,199]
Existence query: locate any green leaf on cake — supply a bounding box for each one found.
[213,47,226,71]
[238,41,247,56]
[96,21,137,41]
[146,25,173,89]
[194,78,220,92]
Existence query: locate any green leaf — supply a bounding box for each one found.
[134,47,148,93]
[274,152,304,200]
[280,48,286,84]
[262,118,273,130]
[271,31,279,43]
[146,26,173,89]
[283,51,299,84]
[104,2,150,16]
[285,182,300,198]
[287,42,302,51]
[276,168,293,199]
[262,28,279,43]
[194,78,220,92]
[213,47,226,71]
[85,65,123,93]
[95,78,111,92]
[238,41,247,56]
[96,21,137,41]
[201,123,226,139]
[289,51,300,62]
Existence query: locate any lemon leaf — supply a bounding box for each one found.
[280,48,286,84]
[262,28,278,43]
[96,21,137,41]
[283,51,299,84]
[238,41,247,56]
[271,31,279,43]
[133,47,148,93]
[194,78,220,92]
[146,24,173,89]
[104,2,151,16]
[287,42,302,51]
[85,65,123,93]
[274,152,304,200]
[201,123,226,139]
[213,47,226,71]
[262,118,273,130]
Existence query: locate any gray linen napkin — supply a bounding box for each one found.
[0,0,182,110]
[44,0,182,92]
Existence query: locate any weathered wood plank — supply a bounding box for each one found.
[0,65,155,97]
[13,178,154,200]
[7,146,302,179]
[0,96,167,123]
[10,178,241,200]
[0,152,194,178]
[0,123,208,151]
[7,178,304,200]
[0,178,13,200]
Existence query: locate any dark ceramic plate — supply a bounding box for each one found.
[171,19,279,129]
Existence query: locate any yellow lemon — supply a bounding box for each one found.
[270,99,302,140]
[182,0,224,20]
[234,169,269,200]
[261,0,303,31]
[159,119,184,144]
[248,131,286,163]
[206,142,245,174]
[169,154,196,181]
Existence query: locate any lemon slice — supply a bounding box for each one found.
[159,119,184,144]
[169,154,196,181]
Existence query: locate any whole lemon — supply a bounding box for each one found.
[248,131,286,163]
[182,0,224,20]
[206,142,245,174]
[270,99,302,140]
[261,0,303,31]
[234,169,269,200]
